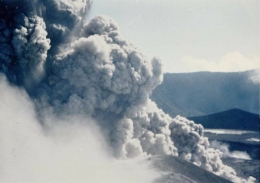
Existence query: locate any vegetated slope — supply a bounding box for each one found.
[153,155,232,183]
[151,70,259,117]
[188,108,259,131]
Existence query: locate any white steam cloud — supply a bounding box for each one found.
[210,141,251,160]
[0,75,160,183]
[250,69,260,84]
[0,0,256,183]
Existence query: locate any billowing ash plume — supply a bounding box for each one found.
[0,1,256,183]
[0,0,91,87]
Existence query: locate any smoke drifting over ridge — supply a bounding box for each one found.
[0,0,256,183]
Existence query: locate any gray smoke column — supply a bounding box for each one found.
[0,1,256,183]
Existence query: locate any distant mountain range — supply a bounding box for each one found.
[151,70,259,117]
[188,108,259,131]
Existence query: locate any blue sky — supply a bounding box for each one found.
[89,0,259,73]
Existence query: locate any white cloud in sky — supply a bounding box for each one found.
[169,52,260,73]
[90,0,259,74]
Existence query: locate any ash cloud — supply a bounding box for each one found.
[0,0,91,87]
[0,75,159,183]
[0,0,256,183]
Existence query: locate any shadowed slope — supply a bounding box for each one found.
[188,108,259,131]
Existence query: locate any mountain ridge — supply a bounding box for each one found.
[188,108,259,131]
[151,70,259,117]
